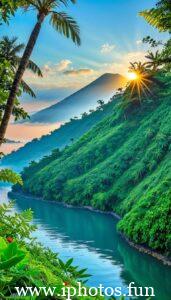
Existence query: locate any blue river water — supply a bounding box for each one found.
[1,186,171,299]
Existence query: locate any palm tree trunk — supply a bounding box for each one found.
[0,13,45,147]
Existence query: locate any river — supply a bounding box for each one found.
[1,186,171,299]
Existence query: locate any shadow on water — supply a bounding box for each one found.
[4,188,171,300]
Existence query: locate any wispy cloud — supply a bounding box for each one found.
[100,43,116,54]
[98,51,146,75]
[43,59,72,75]
[136,39,143,45]
[56,59,72,71]
[63,68,94,76]
[23,59,95,91]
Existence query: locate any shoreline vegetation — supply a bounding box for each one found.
[0,199,104,300]
[14,81,171,262]
[9,190,171,267]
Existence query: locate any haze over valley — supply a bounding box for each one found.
[3,73,126,154]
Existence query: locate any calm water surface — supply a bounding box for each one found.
[1,187,171,299]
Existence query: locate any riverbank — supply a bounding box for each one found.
[9,190,171,267]
[0,193,106,300]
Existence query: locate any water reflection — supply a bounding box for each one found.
[3,188,171,300]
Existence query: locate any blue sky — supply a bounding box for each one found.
[1,0,170,150]
[0,0,169,108]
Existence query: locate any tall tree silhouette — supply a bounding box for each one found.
[0,0,80,146]
[0,36,42,97]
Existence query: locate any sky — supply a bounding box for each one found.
[1,0,168,107]
[0,0,169,151]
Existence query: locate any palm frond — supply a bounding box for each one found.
[1,36,24,52]
[50,11,81,45]
[62,0,77,4]
[22,0,39,11]
[57,0,70,6]
[0,169,23,185]
[21,80,36,98]
[56,0,77,7]
[2,36,17,44]
[139,9,162,31]
[27,59,43,77]
[11,43,25,54]
[139,8,171,32]
[67,0,77,3]
[12,105,29,121]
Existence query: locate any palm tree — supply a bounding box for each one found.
[129,61,148,73]
[0,0,80,146]
[0,36,42,97]
[126,62,150,103]
[81,112,88,118]
[97,99,104,111]
[124,61,162,105]
[97,99,104,106]
[145,51,162,71]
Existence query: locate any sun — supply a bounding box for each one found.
[127,72,138,81]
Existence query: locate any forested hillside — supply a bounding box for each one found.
[14,74,171,255]
[1,97,118,171]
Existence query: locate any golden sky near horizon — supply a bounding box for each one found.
[2,122,62,154]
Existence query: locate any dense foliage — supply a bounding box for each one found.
[140,0,171,70]
[0,58,23,123]
[0,0,21,24]
[0,201,105,299]
[139,0,171,33]
[0,36,43,128]
[14,74,171,255]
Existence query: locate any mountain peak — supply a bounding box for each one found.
[91,73,125,85]
[30,73,127,123]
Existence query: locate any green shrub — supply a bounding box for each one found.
[0,202,100,299]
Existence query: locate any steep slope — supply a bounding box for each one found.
[1,98,118,171]
[29,73,126,123]
[14,76,171,255]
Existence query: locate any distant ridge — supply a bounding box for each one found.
[1,98,118,171]
[5,139,21,144]
[29,73,126,123]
